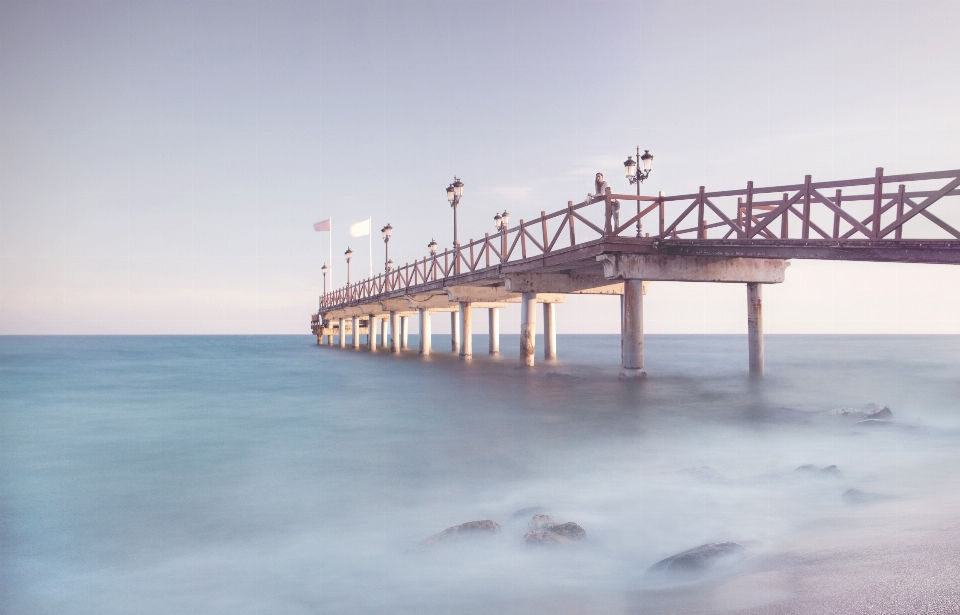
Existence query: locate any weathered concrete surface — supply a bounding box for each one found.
[598,254,789,283]
[351,316,360,349]
[459,302,472,360]
[506,272,623,295]
[406,294,459,311]
[543,302,556,360]
[419,308,431,355]
[520,292,537,366]
[450,310,460,353]
[488,307,499,354]
[401,316,409,349]
[747,282,763,374]
[390,311,401,353]
[446,285,520,303]
[621,279,645,378]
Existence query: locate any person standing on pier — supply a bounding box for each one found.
[589,172,620,230]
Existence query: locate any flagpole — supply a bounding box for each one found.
[329,217,333,288]
[368,217,373,278]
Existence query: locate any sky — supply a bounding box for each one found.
[2,0,960,335]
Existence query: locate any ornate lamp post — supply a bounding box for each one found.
[381,223,393,272]
[385,258,394,290]
[494,210,510,260]
[344,247,353,285]
[446,177,465,248]
[624,148,654,236]
[321,263,329,294]
[427,239,437,256]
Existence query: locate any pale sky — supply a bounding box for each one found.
[2,0,960,335]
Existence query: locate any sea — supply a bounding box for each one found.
[3,334,960,614]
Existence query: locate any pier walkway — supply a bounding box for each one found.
[312,167,960,376]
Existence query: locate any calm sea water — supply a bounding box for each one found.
[3,334,960,614]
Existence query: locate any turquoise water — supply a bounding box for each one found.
[3,335,960,613]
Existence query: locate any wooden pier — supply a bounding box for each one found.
[312,167,960,376]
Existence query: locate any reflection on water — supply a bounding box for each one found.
[3,335,960,613]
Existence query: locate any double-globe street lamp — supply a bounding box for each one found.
[381,223,393,272]
[344,247,353,285]
[321,263,329,294]
[623,148,654,236]
[493,210,510,259]
[446,177,465,248]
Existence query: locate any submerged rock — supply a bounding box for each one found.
[819,404,892,421]
[510,506,545,520]
[521,521,586,546]
[678,466,725,481]
[842,488,895,505]
[795,464,842,476]
[649,542,745,572]
[420,520,502,547]
[527,514,557,531]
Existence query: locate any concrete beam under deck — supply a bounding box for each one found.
[597,254,789,283]
[505,272,623,295]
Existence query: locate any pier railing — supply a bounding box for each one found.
[320,168,960,310]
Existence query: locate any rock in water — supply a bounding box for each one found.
[510,506,545,520]
[842,488,895,505]
[649,542,745,572]
[527,514,557,531]
[521,521,586,546]
[420,520,502,547]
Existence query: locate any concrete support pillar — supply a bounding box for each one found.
[488,308,500,355]
[380,317,388,350]
[338,318,345,348]
[747,282,764,374]
[419,308,432,355]
[401,316,409,350]
[451,310,460,353]
[621,279,645,378]
[543,302,556,360]
[351,316,360,349]
[326,333,333,346]
[520,292,537,367]
[317,333,323,346]
[368,317,376,351]
[459,302,472,360]
[390,311,400,353]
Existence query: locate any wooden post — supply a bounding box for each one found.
[543,302,556,360]
[780,193,789,239]
[658,193,665,237]
[485,233,490,267]
[872,167,884,238]
[459,302,472,360]
[568,202,576,244]
[520,220,527,258]
[745,181,754,237]
[747,283,764,375]
[488,307,499,355]
[604,187,613,235]
[895,184,905,240]
[450,310,460,353]
[520,292,537,367]
[802,175,812,239]
[541,211,549,250]
[833,189,842,238]
[419,308,431,355]
[621,279,645,378]
[697,186,705,239]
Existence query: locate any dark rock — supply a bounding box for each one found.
[649,542,745,572]
[820,403,893,422]
[510,506,545,519]
[855,418,890,426]
[420,520,502,547]
[865,406,893,420]
[521,521,586,546]
[678,466,725,481]
[795,464,841,476]
[842,488,895,505]
[527,514,557,531]
[820,465,842,476]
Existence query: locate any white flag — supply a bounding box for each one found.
[349,218,371,237]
